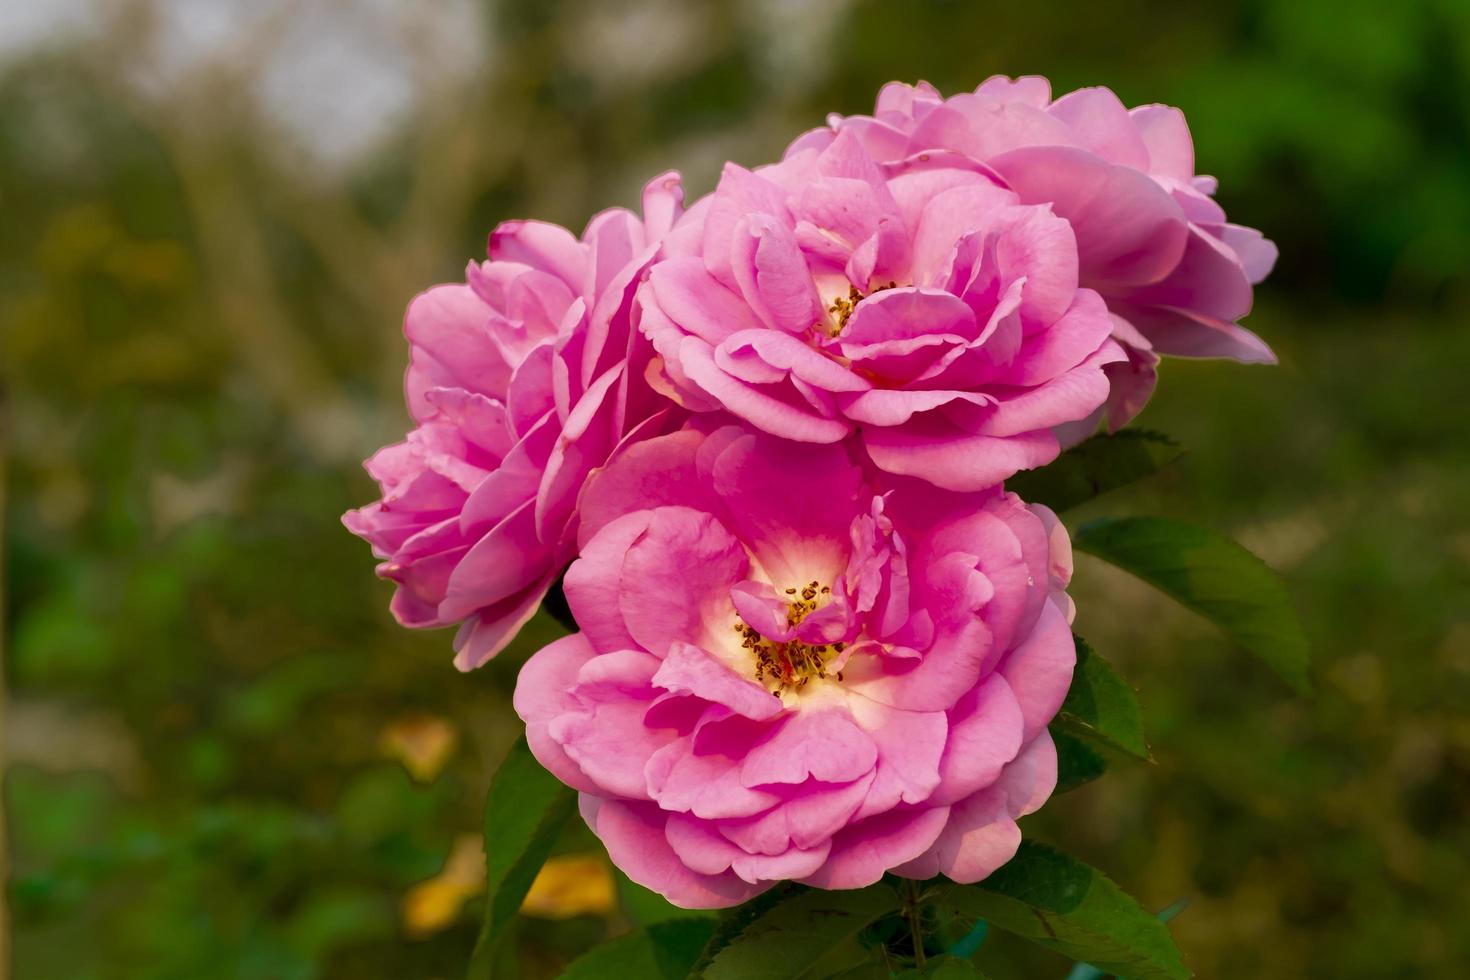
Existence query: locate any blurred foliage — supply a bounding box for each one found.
[2,0,1467,977]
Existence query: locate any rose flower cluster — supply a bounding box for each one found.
[346,77,1274,907]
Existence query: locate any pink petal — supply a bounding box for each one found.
[740,709,879,787]
[1129,223,1254,324]
[439,497,549,622]
[907,98,1072,162]
[533,365,620,540]
[1047,87,1151,171]
[618,506,748,657]
[1006,289,1115,386]
[908,183,1016,288]
[1118,303,1277,364]
[641,170,686,242]
[654,642,785,721]
[863,418,1059,492]
[451,575,555,670]
[702,164,792,291]
[1129,103,1195,182]
[928,674,1025,806]
[842,614,994,712]
[975,74,1052,107]
[678,340,851,443]
[729,215,825,333]
[989,145,1189,290]
[839,287,977,345]
[846,693,948,816]
[893,731,1057,883]
[645,736,783,820]
[729,580,796,641]
[647,257,766,346]
[718,770,876,854]
[665,813,832,884]
[564,511,652,651]
[1218,223,1279,284]
[583,797,768,909]
[551,650,669,798]
[976,338,1121,438]
[717,330,870,393]
[800,805,950,890]
[576,428,716,547]
[997,599,1076,743]
[403,284,509,420]
[706,429,862,586]
[512,633,602,792]
[487,219,587,294]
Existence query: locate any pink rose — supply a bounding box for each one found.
[343,173,686,669]
[639,128,1124,492]
[513,424,1075,907]
[815,76,1278,433]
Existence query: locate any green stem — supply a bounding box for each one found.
[903,878,927,971]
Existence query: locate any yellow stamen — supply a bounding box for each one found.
[737,581,843,692]
[823,281,900,338]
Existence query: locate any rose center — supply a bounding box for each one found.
[825,281,898,337]
[733,580,846,692]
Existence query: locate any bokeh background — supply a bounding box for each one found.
[3,1,1468,977]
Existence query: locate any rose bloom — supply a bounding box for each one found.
[815,76,1278,432]
[639,127,1124,492]
[514,424,1075,907]
[343,173,685,669]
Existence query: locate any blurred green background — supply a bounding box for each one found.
[3,0,1467,977]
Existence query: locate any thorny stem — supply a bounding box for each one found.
[902,878,927,970]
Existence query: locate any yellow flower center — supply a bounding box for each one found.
[733,580,846,693]
[825,281,898,337]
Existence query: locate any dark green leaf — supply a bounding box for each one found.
[703,883,901,980]
[1073,517,1310,691]
[896,955,993,978]
[1056,637,1150,760]
[1051,728,1107,793]
[467,736,578,977]
[939,842,1188,980]
[822,961,894,980]
[559,918,716,979]
[1008,431,1184,513]
[618,869,716,926]
[688,883,801,977]
[1066,899,1190,980]
[798,935,893,979]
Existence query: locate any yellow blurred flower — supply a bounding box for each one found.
[401,834,484,939]
[519,854,617,920]
[379,714,458,782]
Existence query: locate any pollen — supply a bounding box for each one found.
[824,281,899,338]
[736,580,843,692]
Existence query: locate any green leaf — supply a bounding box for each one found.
[1008,431,1184,513]
[822,961,894,980]
[939,842,1188,980]
[618,869,716,926]
[688,883,801,977]
[559,918,716,979]
[1056,636,1150,760]
[1066,899,1190,980]
[896,956,993,978]
[1072,517,1310,692]
[703,883,901,980]
[1051,727,1107,793]
[467,736,578,977]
